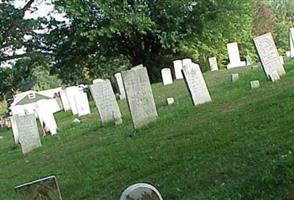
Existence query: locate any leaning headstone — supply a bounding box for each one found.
[167,97,175,105]
[122,67,158,129]
[289,28,294,58]
[254,33,286,80]
[15,176,62,200]
[16,114,41,154]
[90,79,122,125]
[209,57,218,71]
[227,42,246,69]
[250,80,260,89]
[173,60,183,79]
[182,63,212,106]
[231,74,239,82]
[120,183,163,200]
[114,73,126,100]
[161,68,173,85]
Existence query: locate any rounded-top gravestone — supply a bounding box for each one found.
[120,183,163,200]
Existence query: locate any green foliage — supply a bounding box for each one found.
[32,66,63,91]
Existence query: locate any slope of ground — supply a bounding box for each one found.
[1,61,294,199]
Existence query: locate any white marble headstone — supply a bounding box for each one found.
[114,73,126,100]
[209,57,218,71]
[59,90,70,111]
[182,58,192,67]
[289,28,294,58]
[120,183,163,200]
[173,60,183,79]
[65,86,80,115]
[161,68,173,85]
[227,42,246,69]
[74,92,91,117]
[11,116,20,144]
[36,100,58,135]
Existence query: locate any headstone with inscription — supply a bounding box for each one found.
[90,79,122,125]
[254,33,286,80]
[182,63,212,106]
[122,67,158,129]
[209,57,218,71]
[120,183,163,200]
[15,176,62,200]
[289,28,294,58]
[114,73,126,100]
[227,42,246,69]
[16,114,41,154]
[173,60,183,79]
[161,68,173,85]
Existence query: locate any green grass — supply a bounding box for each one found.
[1,62,294,199]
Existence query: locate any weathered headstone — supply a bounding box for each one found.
[90,79,122,125]
[36,100,58,135]
[173,60,183,79]
[16,114,41,154]
[182,63,212,106]
[209,57,218,71]
[182,58,192,67]
[167,97,175,105]
[122,67,158,129]
[254,33,286,80]
[250,80,260,89]
[161,68,173,85]
[114,73,126,100]
[289,28,294,58]
[231,74,239,82]
[11,116,20,144]
[74,92,91,117]
[120,183,163,200]
[227,42,246,69]
[59,90,70,111]
[15,176,62,200]
[65,86,80,115]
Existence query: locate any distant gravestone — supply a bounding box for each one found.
[122,67,158,129]
[114,73,126,100]
[254,33,286,80]
[167,97,175,105]
[227,42,246,69]
[250,80,260,89]
[59,90,70,111]
[16,114,41,154]
[15,176,62,200]
[209,57,218,71]
[289,28,294,58]
[120,183,163,200]
[182,63,212,106]
[11,116,20,144]
[90,79,122,125]
[173,60,183,79]
[161,68,173,85]
[74,92,91,117]
[182,58,192,67]
[231,74,239,82]
[65,86,80,115]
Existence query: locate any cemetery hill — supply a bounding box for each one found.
[1,0,294,200]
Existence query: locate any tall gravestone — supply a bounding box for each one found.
[120,183,163,200]
[74,92,91,117]
[11,116,20,144]
[15,176,62,200]
[59,90,70,111]
[37,100,58,135]
[90,79,122,125]
[122,67,158,129]
[227,42,246,69]
[65,86,80,115]
[182,63,212,106]
[16,114,41,154]
[161,68,173,85]
[209,57,218,71]
[173,60,183,79]
[114,73,126,100]
[289,28,294,58]
[254,33,286,80]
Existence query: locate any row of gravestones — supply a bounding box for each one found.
[15,176,163,200]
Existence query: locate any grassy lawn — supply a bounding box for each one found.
[1,61,294,199]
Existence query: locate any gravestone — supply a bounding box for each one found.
[16,114,41,154]
[65,86,80,115]
[114,73,126,100]
[286,51,291,58]
[182,63,212,106]
[167,97,175,105]
[231,74,239,82]
[182,58,192,67]
[74,92,91,117]
[93,79,104,84]
[15,176,62,200]
[250,80,260,89]
[90,79,122,125]
[161,68,173,85]
[289,28,294,58]
[120,183,163,200]
[209,57,218,71]
[269,71,280,82]
[11,116,20,144]
[227,42,246,69]
[254,33,286,80]
[132,64,144,70]
[36,100,58,135]
[122,67,158,129]
[173,60,183,79]
[59,90,70,111]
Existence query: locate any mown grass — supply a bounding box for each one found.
[1,61,294,199]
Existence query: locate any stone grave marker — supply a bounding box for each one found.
[90,79,122,125]
[167,97,175,105]
[122,67,158,129]
[269,71,280,82]
[132,64,144,70]
[209,57,218,71]
[114,73,126,100]
[74,92,91,117]
[227,42,246,69]
[182,63,212,106]
[65,86,80,115]
[11,116,20,144]
[120,183,163,200]
[16,114,41,154]
[250,80,260,89]
[231,74,239,82]
[182,58,192,67]
[36,100,58,135]
[254,33,286,80]
[173,60,183,79]
[161,68,173,85]
[59,90,70,111]
[280,56,284,64]
[15,176,62,200]
[290,28,294,58]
